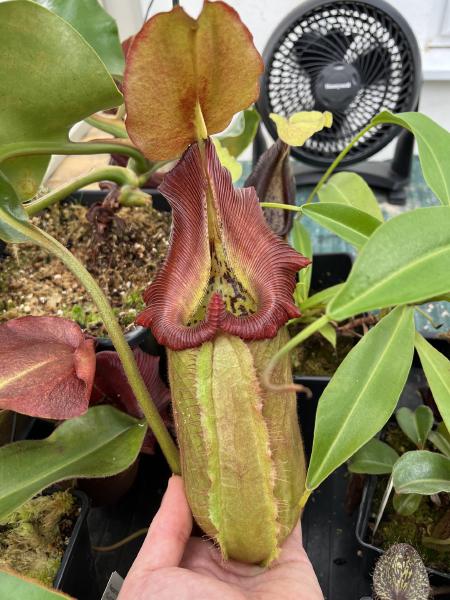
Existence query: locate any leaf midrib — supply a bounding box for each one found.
[331,243,450,317]
[396,477,450,493]
[308,309,408,489]
[419,343,450,430]
[304,207,367,247]
[0,424,139,502]
[0,356,57,390]
[416,130,449,203]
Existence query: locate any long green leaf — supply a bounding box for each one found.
[393,450,450,495]
[0,406,146,520]
[328,207,450,321]
[0,570,72,599]
[290,220,312,303]
[348,439,399,474]
[0,173,30,243]
[33,0,124,77]
[415,333,450,434]
[306,306,415,491]
[373,111,450,206]
[395,406,434,449]
[318,171,383,221]
[302,203,381,250]
[0,0,122,198]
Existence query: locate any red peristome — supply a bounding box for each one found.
[137,292,225,351]
[136,140,309,351]
[0,316,96,419]
[92,348,172,454]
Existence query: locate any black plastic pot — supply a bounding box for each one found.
[0,412,35,446]
[54,490,99,600]
[309,252,353,292]
[69,187,170,213]
[88,449,171,591]
[295,380,374,599]
[295,375,328,458]
[293,251,354,451]
[356,475,450,587]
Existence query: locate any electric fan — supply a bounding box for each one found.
[256,0,422,203]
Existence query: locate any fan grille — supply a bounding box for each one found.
[261,0,419,165]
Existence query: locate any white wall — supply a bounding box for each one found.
[3,0,447,152]
[134,0,450,140]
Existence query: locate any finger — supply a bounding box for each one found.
[282,519,303,551]
[182,537,266,578]
[130,475,193,572]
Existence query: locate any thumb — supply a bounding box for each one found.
[130,475,193,572]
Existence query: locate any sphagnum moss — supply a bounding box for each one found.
[0,491,76,585]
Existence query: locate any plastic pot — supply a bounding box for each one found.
[78,458,140,507]
[68,188,170,213]
[356,475,450,586]
[54,490,99,600]
[309,252,353,292]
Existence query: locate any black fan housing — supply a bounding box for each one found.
[258,0,421,167]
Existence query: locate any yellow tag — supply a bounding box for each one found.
[270,111,333,147]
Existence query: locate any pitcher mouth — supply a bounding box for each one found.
[136,139,309,351]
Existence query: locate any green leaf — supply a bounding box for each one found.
[318,322,337,348]
[318,172,383,221]
[306,306,415,491]
[393,450,450,495]
[415,333,450,435]
[0,570,72,599]
[395,406,434,449]
[219,108,260,158]
[0,173,30,243]
[372,111,450,206]
[298,283,344,312]
[348,438,399,474]
[428,428,450,457]
[290,221,312,303]
[212,138,242,182]
[33,0,124,77]
[0,406,146,520]
[392,493,422,516]
[328,207,450,321]
[302,203,381,250]
[0,0,122,198]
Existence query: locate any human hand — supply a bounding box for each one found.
[119,475,323,600]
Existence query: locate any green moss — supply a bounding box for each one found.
[0,491,77,586]
[64,304,103,330]
[372,476,450,573]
